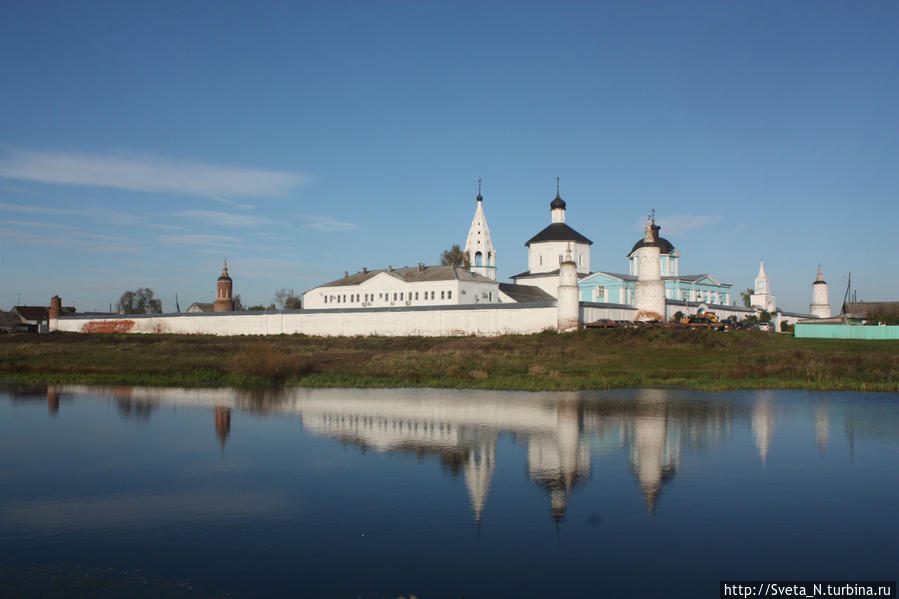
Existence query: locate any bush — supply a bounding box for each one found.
[231,343,313,381]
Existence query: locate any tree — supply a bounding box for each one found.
[118,288,162,314]
[246,304,275,311]
[740,288,753,308]
[441,244,470,269]
[274,288,302,310]
[233,294,245,311]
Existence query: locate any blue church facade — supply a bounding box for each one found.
[577,228,732,307]
[578,271,731,306]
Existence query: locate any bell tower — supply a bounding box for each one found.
[213,260,235,312]
[749,261,777,313]
[464,180,496,280]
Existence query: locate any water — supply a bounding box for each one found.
[1,385,897,598]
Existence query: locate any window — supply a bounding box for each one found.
[393,293,397,301]
[475,252,483,266]
[440,291,445,299]
[539,255,543,266]
[324,296,328,304]
[596,285,605,298]
[400,292,404,300]
[559,255,563,264]
[578,255,583,266]
[415,292,419,300]
[447,291,452,299]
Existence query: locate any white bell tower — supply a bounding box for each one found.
[749,260,777,313]
[464,180,496,280]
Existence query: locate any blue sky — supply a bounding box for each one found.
[1,1,896,312]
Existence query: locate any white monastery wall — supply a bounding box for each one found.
[581,304,638,322]
[56,303,559,337]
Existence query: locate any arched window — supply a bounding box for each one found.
[475,252,483,266]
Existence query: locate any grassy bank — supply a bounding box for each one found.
[0,329,897,391]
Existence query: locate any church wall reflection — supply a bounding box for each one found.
[28,385,886,524]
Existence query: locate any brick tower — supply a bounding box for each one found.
[213,261,235,312]
[48,295,62,331]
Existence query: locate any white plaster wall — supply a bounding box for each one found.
[528,241,590,275]
[56,304,560,337]
[581,304,638,322]
[513,274,562,299]
[303,275,500,310]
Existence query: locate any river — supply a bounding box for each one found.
[1,385,897,598]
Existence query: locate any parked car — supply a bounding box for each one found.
[591,319,616,328]
[756,322,773,332]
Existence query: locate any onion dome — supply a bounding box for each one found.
[218,260,232,281]
[550,192,566,210]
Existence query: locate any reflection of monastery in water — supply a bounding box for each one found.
[38,386,746,521]
[25,386,877,523]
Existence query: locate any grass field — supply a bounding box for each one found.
[0,329,897,391]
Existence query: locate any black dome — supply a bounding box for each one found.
[550,193,566,210]
[629,224,675,255]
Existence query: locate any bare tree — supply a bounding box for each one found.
[274,288,302,310]
[118,288,163,314]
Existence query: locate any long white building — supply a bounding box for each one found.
[302,264,501,310]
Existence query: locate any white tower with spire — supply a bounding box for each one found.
[464,180,496,280]
[749,260,777,313]
[810,266,831,318]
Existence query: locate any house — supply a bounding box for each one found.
[187,303,215,313]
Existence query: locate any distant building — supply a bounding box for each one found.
[187,303,214,313]
[302,264,502,309]
[214,261,235,312]
[13,304,75,332]
[0,311,19,334]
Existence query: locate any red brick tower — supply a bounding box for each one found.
[48,295,62,331]
[213,261,235,312]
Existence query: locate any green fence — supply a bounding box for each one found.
[794,324,899,340]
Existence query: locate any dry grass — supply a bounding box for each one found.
[0,328,896,391]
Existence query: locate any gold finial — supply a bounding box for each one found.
[222,259,229,277]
